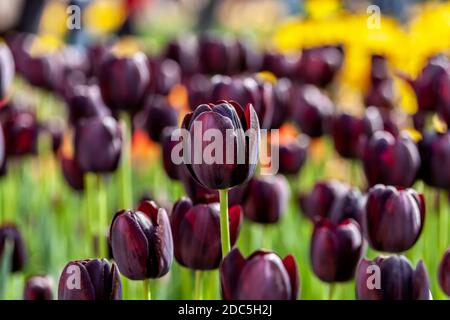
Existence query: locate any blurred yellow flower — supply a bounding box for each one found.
[84,0,126,36]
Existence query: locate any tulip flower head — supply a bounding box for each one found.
[220,248,299,300]
[438,248,450,296]
[0,223,27,272]
[24,275,54,300]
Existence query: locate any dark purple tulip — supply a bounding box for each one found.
[170,197,242,270]
[261,51,298,78]
[277,134,309,176]
[235,39,262,73]
[364,55,395,109]
[418,131,450,189]
[438,248,450,296]
[299,180,349,221]
[356,255,431,300]
[22,53,61,91]
[243,175,289,224]
[142,95,178,142]
[296,45,344,87]
[329,187,366,228]
[270,78,292,129]
[109,200,173,280]
[98,50,150,113]
[87,41,112,78]
[331,113,366,159]
[366,185,425,253]
[220,248,299,300]
[74,116,122,173]
[58,259,122,300]
[181,101,260,190]
[0,223,27,272]
[161,126,182,180]
[60,156,84,191]
[164,36,199,76]
[291,84,334,138]
[198,34,239,75]
[23,275,54,300]
[362,131,420,187]
[65,84,111,126]
[147,57,181,95]
[185,74,212,110]
[0,43,14,103]
[310,218,363,282]
[0,103,39,157]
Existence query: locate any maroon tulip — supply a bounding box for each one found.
[438,248,450,296]
[23,275,54,300]
[418,131,450,189]
[185,74,212,110]
[277,134,309,176]
[270,78,292,129]
[291,84,334,138]
[220,248,299,300]
[366,185,425,253]
[58,259,122,300]
[356,255,431,300]
[362,131,420,187]
[109,200,173,280]
[235,39,262,73]
[74,116,122,173]
[181,101,260,190]
[329,187,366,229]
[296,45,344,87]
[0,103,39,157]
[0,43,15,104]
[364,55,395,109]
[60,156,85,191]
[243,175,289,224]
[198,34,239,75]
[65,84,111,125]
[299,180,349,221]
[87,41,112,78]
[98,50,150,113]
[164,36,199,76]
[147,57,181,95]
[261,51,298,78]
[142,95,178,142]
[161,126,182,180]
[310,218,364,282]
[170,197,242,270]
[0,223,27,272]
[22,53,61,91]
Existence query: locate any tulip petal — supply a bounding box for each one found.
[413,260,432,300]
[220,248,246,300]
[228,205,243,246]
[282,255,300,300]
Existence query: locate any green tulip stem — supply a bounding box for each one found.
[263,225,272,249]
[194,270,203,300]
[119,112,133,209]
[219,189,231,257]
[84,173,96,255]
[97,175,107,258]
[143,279,152,300]
[328,283,335,300]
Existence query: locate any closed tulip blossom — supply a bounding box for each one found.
[109,200,173,280]
[170,197,242,270]
[161,126,182,180]
[366,185,425,253]
[243,175,289,224]
[0,223,27,272]
[186,74,212,110]
[291,84,334,138]
[0,43,15,104]
[142,95,178,142]
[270,78,292,129]
[147,57,181,95]
[220,248,299,300]
[23,275,54,300]
[356,255,431,300]
[364,55,395,109]
[419,131,450,189]
[310,218,364,282]
[58,259,122,300]
[98,49,150,113]
[438,248,450,296]
[329,187,366,229]
[261,51,297,78]
[74,116,122,173]
[277,134,309,176]
[198,34,239,75]
[60,156,85,191]
[181,100,259,190]
[362,131,420,187]
[164,36,199,76]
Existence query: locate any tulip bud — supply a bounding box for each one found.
[419,131,450,189]
[98,50,150,113]
[58,259,122,300]
[270,78,292,129]
[161,126,182,180]
[236,39,262,73]
[0,43,15,103]
[329,187,366,228]
[366,185,425,253]
[362,131,420,187]
[198,34,239,75]
[261,52,297,78]
[364,55,395,109]
[142,95,178,142]
[438,248,450,296]
[65,84,111,125]
[24,275,54,300]
[291,84,334,138]
[277,134,309,176]
[147,57,181,95]
[243,175,289,224]
[109,200,173,280]
[61,156,85,191]
[310,218,364,282]
[171,197,242,270]
[0,223,27,272]
[186,74,212,110]
[220,248,299,300]
[356,255,431,300]
[164,36,199,76]
[181,101,260,190]
[74,116,122,173]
